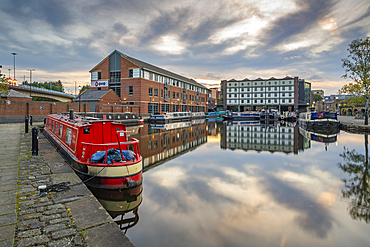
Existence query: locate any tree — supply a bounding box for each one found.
[338,135,370,223]
[341,37,370,125]
[0,68,9,94]
[81,85,91,93]
[313,94,323,102]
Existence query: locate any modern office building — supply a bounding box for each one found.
[221,76,311,112]
[89,50,208,114]
[312,89,324,98]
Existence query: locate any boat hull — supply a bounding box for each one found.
[44,129,142,189]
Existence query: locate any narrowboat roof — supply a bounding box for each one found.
[47,113,120,127]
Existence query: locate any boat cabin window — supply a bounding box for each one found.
[54,123,58,134]
[83,127,90,134]
[52,121,55,132]
[59,125,63,138]
[65,128,72,145]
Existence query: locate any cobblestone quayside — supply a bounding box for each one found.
[0,123,134,247]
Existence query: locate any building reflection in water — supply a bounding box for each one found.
[129,119,208,171]
[220,120,304,154]
[338,134,370,223]
[88,184,142,233]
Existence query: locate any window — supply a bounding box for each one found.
[129,69,141,78]
[148,103,158,113]
[161,90,163,97]
[149,88,153,96]
[173,92,175,99]
[192,95,194,101]
[148,141,152,150]
[255,100,257,103]
[234,94,237,97]
[154,88,158,97]
[260,93,263,97]
[241,100,244,103]
[110,72,121,82]
[282,81,285,84]
[282,93,285,97]
[91,72,101,80]
[54,123,58,134]
[66,128,72,145]
[129,86,133,95]
[176,92,179,99]
[235,83,237,86]
[59,125,63,138]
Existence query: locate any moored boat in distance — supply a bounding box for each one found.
[298,110,340,130]
[149,111,205,123]
[43,112,142,189]
[223,110,260,121]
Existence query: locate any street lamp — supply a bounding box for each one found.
[27,69,35,97]
[11,53,16,82]
[78,85,82,112]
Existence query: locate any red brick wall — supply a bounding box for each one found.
[95,104,141,114]
[91,57,110,80]
[0,99,89,117]
[99,90,122,105]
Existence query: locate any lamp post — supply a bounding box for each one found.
[27,69,35,97]
[11,53,16,82]
[78,85,82,112]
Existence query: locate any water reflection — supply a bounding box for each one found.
[89,185,142,233]
[129,120,208,171]
[338,134,370,223]
[220,121,303,154]
[299,126,340,151]
[89,120,370,246]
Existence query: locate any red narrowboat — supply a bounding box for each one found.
[43,113,142,189]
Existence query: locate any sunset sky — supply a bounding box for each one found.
[0,0,369,95]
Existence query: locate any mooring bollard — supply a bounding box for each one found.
[25,116,29,133]
[30,116,33,126]
[32,127,38,156]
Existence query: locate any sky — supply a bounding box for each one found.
[0,0,369,96]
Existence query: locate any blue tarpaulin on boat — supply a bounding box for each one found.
[91,149,135,163]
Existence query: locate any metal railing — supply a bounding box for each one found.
[16,84,75,97]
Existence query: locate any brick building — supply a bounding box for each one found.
[89,50,208,114]
[220,76,311,113]
[74,89,121,112]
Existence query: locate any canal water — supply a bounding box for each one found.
[95,120,370,247]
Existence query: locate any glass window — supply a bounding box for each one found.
[59,125,63,138]
[154,88,158,97]
[66,128,72,145]
[173,92,175,99]
[91,72,101,80]
[129,69,141,78]
[149,88,153,96]
[177,92,179,99]
[129,86,133,95]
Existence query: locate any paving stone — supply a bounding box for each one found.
[48,238,73,247]
[0,213,17,226]
[17,234,49,247]
[40,214,61,221]
[0,203,16,215]
[31,201,52,208]
[85,223,134,247]
[44,223,66,233]
[51,228,76,240]
[17,228,41,238]
[29,221,45,229]
[18,213,42,221]
[66,197,112,230]
[49,218,70,225]
[0,238,13,247]
[47,204,64,210]
[19,209,35,215]
[43,208,66,215]
[17,219,39,226]
[18,200,34,206]
[0,225,15,241]
[19,188,36,194]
